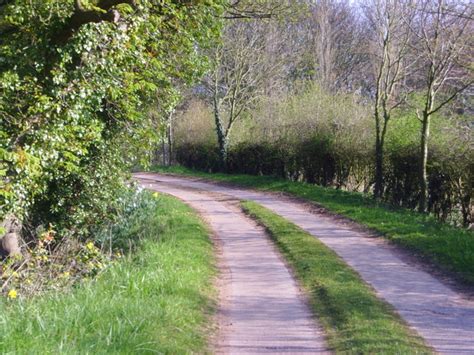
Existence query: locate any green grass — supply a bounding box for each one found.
[152,166,474,285]
[241,200,431,354]
[0,193,216,354]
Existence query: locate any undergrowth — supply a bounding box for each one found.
[0,192,216,354]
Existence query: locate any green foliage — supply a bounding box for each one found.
[0,0,224,237]
[2,187,164,297]
[242,201,430,353]
[173,85,472,226]
[384,112,473,224]
[0,193,216,353]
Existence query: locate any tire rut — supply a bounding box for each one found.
[138,177,330,354]
[136,173,474,355]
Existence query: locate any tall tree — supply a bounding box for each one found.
[203,20,284,169]
[363,0,415,199]
[307,0,368,92]
[409,0,473,212]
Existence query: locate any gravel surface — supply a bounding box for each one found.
[137,176,329,354]
[136,173,474,355]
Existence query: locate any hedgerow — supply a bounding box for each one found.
[0,1,224,294]
[173,87,472,226]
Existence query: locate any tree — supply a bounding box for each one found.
[0,0,223,241]
[306,0,368,92]
[409,0,473,212]
[203,20,283,169]
[363,0,415,199]
[150,88,181,167]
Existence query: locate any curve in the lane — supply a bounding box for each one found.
[139,178,329,354]
[135,173,474,355]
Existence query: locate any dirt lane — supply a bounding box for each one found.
[138,178,329,354]
[136,173,474,355]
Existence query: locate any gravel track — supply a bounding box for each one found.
[137,175,329,354]
[136,173,474,354]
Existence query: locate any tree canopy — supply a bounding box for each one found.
[0,0,224,232]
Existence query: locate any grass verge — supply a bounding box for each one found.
[152,166,474,285]
[241,200,431,354]
[0,193,216,354]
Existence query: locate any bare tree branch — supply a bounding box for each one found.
[224,0,288,19]
[55,0,137,43]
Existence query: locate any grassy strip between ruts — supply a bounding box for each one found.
[241,200,431,354]
[0,193,216,354]
[152,166,474,285]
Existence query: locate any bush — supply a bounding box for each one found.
[176,138,472,226]
[1,187,157,298]
[175,142,221,172]
[173,88,472,226]
[0,1,223,258]
[228,142,287,177]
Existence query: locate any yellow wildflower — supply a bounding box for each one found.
[7,289,18,299]
[86,242,95,251]
[153,192,160,198]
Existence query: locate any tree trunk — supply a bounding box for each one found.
[374,138,384,199]
[0,216,21,258]
[373,110,388,200]
[162,139,166,166]
[419,111,430,212]
[213,99,228,171]
[216,127,228,172]
[167,111,173,166]
[219,138,228,171]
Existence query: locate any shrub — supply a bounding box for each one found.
[173,87,472,226]
[175,142,221,172]
[1,187,158,298]
[0,1,223,255]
